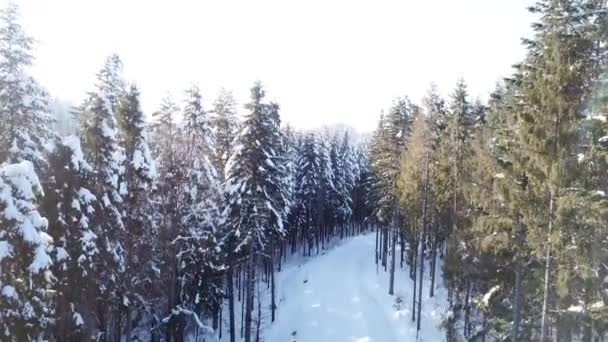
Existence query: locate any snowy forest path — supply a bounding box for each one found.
[262,233,447,342]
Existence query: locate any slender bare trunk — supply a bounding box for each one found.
[244,253,256,342]
[512,221,525,342]
[411,235,418,323]
[227,266,236,342]
[540,190,555,342]
[429,233,437,298]
[271,248,276,322]
[464,280,471,337]
[125,307,132,342]
[389,220,398,295]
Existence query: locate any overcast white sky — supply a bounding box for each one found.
[14,0,534,132]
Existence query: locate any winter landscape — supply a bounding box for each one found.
[1,0,608,341]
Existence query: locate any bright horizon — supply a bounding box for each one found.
[15,0,534,132]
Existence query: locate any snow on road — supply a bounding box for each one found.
[263,233,448,342]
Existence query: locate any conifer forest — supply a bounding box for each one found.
[1,1,608,341]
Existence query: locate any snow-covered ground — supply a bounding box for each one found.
[258,233,449,342]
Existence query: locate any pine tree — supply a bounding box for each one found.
[149,94,188,341]
[79,56,128,340]
[172,155,224,337]
[370,97,413,294]
[183,84,213,159]
[44,136,99,341]
[513,1,608,339]
[437,80,474,288]
[115,84,157,340]
[0,161,53,341]
[211,89,239,179]
[316,131,336,250]
[150,95,180,163]
[397,111,434,333]
[166,83,226,337]
[224,81,286,342]
[295,133,321,256]
[0,3,53,172]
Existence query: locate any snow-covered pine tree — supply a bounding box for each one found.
[315,132,336,249]
[0,3,53,172]
[351,142,372,229]
[79,56,128,340]
[329,133,349,236]
[90,54,125,115]
[224,81,287,342]
[175,155,224,334]
[115,84,158,340]
[148,95,187,341]
[0,161,53,341]
[183,84,214,159]
[210,88,239,179]
[295,133,321,256]
[43,136,99,341]
[280,125,298,262]
[165,84,225,338]
[339,131,357,231]
[150,95,180,163]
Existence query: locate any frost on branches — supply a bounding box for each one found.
[0,161,53,341]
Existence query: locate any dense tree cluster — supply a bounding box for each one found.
[0,4,371,341]
[369,0,608,341]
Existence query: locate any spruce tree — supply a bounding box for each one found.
[211,89,239,179]
[79,56,128,340]
[0,3,53,172]
[0,161,53,341]
[513,1,608,339]
[224,81,286,342]
[183,84,213,159]
[115,84,157,340]
[44,136,99,341]
[294,133,321,256]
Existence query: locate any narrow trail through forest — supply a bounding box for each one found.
[262,233,448,342]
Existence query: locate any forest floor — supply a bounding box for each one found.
[252,232,449,342]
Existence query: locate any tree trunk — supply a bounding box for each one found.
[417,148,431,333]
[227,266,236,342]
[400,230,405,268]
[416,230,427,333]
[382,226,389,270]
[512,221,525,342]
[540,190,555,342]
[389,217,398,295]
[429,233,437,298]
[409,236,416,279]
[255,294,262,342]
[271,248,276,322]
[125,307,132,342]
[244,253,256,342]
[411,235,418,323]
[464,280,471,338]
[241,266,245,338]
[375,224,379,266]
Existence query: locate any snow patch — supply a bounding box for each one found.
[481,285,500,307]
[1,285,17,299]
